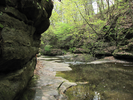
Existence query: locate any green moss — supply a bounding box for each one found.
[0,12,3,15]
[128,28,133,33]
[56,72,74,82]
[37,2,41,9]
[9,0,11,2]
[0,23,3,28]
[5,8,7,10]
[19,75,38,100]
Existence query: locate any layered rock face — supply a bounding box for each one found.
[95,6,133,59]
[0,0,53,99]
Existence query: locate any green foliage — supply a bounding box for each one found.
[62,50,67,54]
[69,47,76,52]
[0,23,3,28]
[93,19,106,26]
[41,41,44,45]
[93,19,106,32]
[44,45,52,52]
[54,22,74,40]
[40,0,132,57]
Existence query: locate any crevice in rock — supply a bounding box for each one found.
[0,59,24,75]
[6,12,23,21]
[5,12,33,26]
[0,30,3,58]
[0,56,36,75]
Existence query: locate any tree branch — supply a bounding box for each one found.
[74,2,99,35]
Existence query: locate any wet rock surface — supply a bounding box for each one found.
[33,56,76,100]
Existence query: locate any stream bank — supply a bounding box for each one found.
[33,56,76,100]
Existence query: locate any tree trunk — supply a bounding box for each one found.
[101,0,105,10]
[106,0,110,18]
[97,0,104,20]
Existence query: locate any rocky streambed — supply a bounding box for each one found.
[33,56,76,100]
[21,54,133,100]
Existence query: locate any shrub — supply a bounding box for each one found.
[44,45,52,52]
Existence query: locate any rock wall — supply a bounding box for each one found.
[95,5,133,59]
[0,0,53,100]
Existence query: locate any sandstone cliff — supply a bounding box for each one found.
[95,4,133,59]
[0,0,53,99]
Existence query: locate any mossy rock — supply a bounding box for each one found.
[113,49,133,59]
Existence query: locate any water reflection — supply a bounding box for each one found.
[56,63,133,100]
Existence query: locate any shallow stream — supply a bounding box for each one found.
[43,55,133,100]
[56,62,133,100]
[21,55,133,100]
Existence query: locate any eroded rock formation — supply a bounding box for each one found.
[0,0,53,99]
[94,6,133,59]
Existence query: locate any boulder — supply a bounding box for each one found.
[0,0,53,99]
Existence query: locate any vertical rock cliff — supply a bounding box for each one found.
[0,0,53,100]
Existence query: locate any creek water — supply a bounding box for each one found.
[56,62,133,100]
[20,55,133,100]
[56,55,133,100]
